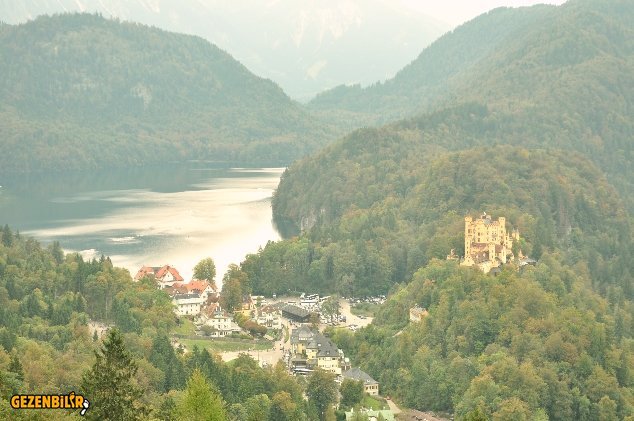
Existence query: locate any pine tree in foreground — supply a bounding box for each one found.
[176,369,226,421]
[81,328,146,420]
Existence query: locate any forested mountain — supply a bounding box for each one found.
[277,0,634,226]
[309,0,634,155]
[246,0,634,416]
[0,13,338,173]
[0,0,447,100]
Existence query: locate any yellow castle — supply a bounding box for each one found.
[460,212,519,273]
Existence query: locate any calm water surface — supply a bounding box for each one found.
[0,164,284,282]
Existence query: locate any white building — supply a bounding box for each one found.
[198,304,242,337]
[254,305,283,330]
[173,293,205,317]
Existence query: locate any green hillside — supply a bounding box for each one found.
[246,0,634,298]
[0,13,337,173]
[327,258,634,419]
[308,5,555,122]
[247,145,632,298]
[307,0,634,203]
[255,1,634,416]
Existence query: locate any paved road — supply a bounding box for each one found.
[338,299,373,328]
[386,398,402,415]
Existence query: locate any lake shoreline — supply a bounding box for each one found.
[1,165,285,284]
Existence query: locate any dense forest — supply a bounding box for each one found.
[261,0,634,296]
[245,146,632,298]
[307,0,634,210]
[0,13,341,173]
[309,0,633,134]
[0,227,343,420]
[328,259,634,420]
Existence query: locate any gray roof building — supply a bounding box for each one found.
[342,367,378,386]
[282,304,313,322]
[307,332,340,358]
[290,325,314,345]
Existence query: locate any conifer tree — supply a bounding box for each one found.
[176,369,226,421]
[8,353,23,382]
[81,328,146,420]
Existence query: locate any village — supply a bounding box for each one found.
[125,212,535,421]
[131,264,397,419]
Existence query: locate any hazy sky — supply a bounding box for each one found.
[400,0,567,26]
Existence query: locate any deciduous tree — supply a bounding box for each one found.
[340,378,364,409]
[307,368,338,421]
[193,258,216,282]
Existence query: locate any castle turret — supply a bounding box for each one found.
[499,217,506,242]
[464,216,473,257]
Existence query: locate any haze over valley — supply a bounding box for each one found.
[0,1,633,420]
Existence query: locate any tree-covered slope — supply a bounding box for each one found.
[0,0,448,101]
[309,0,634,185]
[246,146,633,298]
[0,13,337,173]
[327,258,634,419]
[0,227,317,420]
[308,5,556,122]
[276,0,634,230]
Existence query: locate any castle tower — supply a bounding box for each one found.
[464,216,473,257]
[498,217,506,244]
[488,242,496,262]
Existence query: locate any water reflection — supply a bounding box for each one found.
[0,164,284,283]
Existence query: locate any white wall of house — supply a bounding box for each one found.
[173,296,204,316]
[364,383,379,396]
[256,312,282,330]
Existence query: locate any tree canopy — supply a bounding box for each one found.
[193,258,216,283]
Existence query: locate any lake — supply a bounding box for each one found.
[0,164,284,283]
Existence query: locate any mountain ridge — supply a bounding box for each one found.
[0,0,448,100]
[308,5,556,122]
[0,13,339,173]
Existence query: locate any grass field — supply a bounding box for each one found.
[350,302,380,317]
[362,395,388,410]
[173,318,197,336]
